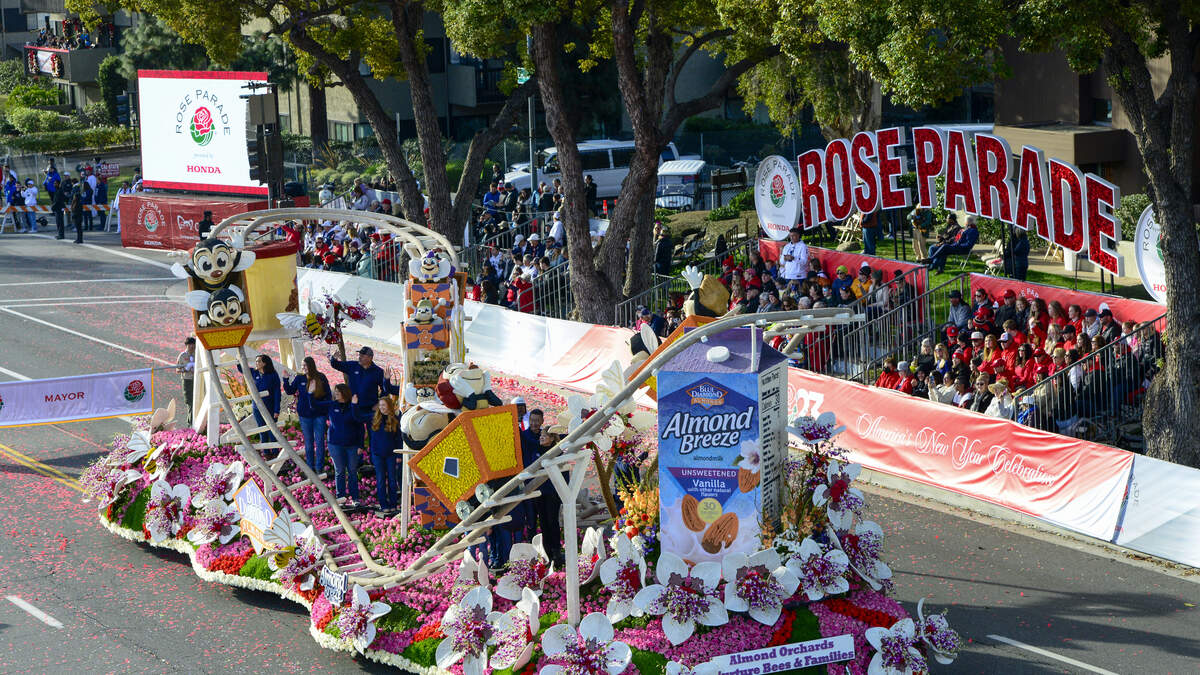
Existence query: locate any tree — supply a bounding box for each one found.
[447,0,779,322]
[96,55,123,124]
[820,0,1200,466]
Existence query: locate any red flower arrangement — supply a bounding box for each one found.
[823,597,901,629]
[411,621,445,643]
[207,550,254,576]
[768,609,796,646]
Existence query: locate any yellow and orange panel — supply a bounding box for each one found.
[408,405,523,511]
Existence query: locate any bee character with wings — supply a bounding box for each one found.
[172,235,256,291]
[187,285,251,327]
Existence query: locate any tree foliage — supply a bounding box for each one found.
[97,55,123,123]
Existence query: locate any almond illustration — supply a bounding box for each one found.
[738,468,760,493]
[681,494,705,532]
[701,512,738,554]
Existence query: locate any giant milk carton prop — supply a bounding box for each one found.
[657,327,787,564]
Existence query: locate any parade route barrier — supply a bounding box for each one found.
[0,204,111,233]
[296,267,1200,568]
[0,368,153,427]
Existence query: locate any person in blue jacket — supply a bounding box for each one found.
[327,383,367,507]
[283,357,331,472]
[240,354,281,441]
[367,396,403,516]
[330,346,390,414]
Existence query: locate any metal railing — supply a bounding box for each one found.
[801,273,969,382]
[1016,316,1165,451]
[531,262,575,320]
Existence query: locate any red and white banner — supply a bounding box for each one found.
[0,369,154,428]
[969,274,1164,326]
[120,193,306,251]
[759,241,929,297]
[786,368,1134,540]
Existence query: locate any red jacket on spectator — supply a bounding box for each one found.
[875,369,901,389]
[1015,361,1038,389]
[1002,345,1020,371]
[1027,326,1047,346]
[896,375,915,395]
[806,331,829,373]
[509,277,534,313]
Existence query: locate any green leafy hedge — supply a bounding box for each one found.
[0,126,135,153]
[7,107,60,134]
[8,82,59,108]
[707,203,741,221]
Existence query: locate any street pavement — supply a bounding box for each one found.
[0,231,1195,673]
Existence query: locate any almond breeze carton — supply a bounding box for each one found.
[657,326,787,564]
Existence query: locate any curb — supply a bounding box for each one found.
[856,467,1200,583]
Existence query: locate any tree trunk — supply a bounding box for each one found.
[308,84,328,148]
[452,80,537,238]
[1105,22,1200,467]
[390,1,455,242]
[288,28,425,222]
[532,22,622,324]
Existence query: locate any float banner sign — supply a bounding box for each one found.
[232,479,277,552]
[786,368,1134,540]
[119,193,272,251]
[658,328,786,564]
[0,368,153,428]
[137,70,269,196]
[320,566,349,605]
[705,634,855,673]
[754,155,801,242]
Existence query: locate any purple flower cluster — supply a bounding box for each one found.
[921,612,961,655]
[558,633,615,675]
[609,561,642,603]
[796,550,843,591]
[507,557,550,590]
[655,573,712,624]
[337,596,375,642]
[879,630,927,672]
[277,538,322,588]
[735,565,785,612]
[445,606,493,658]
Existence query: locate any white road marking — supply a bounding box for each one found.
[0,365,31,380]
[988,634,1120,675]
[0,295,169,304]
[0,307,174,365]
[24,234,174,270]
[0,299,184,309]
[6,596,64,629]
[0,277,175,287]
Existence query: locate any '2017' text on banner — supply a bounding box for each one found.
[0,369,154,427]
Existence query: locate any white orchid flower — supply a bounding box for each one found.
[916,598,960,665]
[496,534,553,600]
[721,549,800,626]
[598,533,647,622]
[145,479,190,543]
[186,498,241,546]
[811,460,865,530]
[829,520,892,591]
[457,550,491,589]
[556,394,591,433]
[539,612,631,675]
[787,411,846,445]
[490,587,541,671]
[270,527,325,591]
[339,585,392,653]
[865,618,926,675]
[786,538,850,602]
[665,661,721,675]
[633,552,728,645]
[91,468,142,509]
[121,427,153,465]
[578,527,607,585]
[191,460,245,507]
[436,585,504,675]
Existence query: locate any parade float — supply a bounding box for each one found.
[83,210,960,674]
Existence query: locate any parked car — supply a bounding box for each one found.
[504,139,682,200]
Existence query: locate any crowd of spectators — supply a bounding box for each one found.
[32,20,117,49]
[870,286,1162,434]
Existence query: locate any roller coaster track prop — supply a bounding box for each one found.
[202,207,862,625]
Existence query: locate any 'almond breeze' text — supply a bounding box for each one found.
[661,407,755,454]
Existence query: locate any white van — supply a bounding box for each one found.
[503,139,682,200]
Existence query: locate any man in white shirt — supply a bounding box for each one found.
[20,180,39,232]
[780,227,808,283]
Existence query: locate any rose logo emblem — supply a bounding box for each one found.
[124,380,146,403]
[770,174,786,207]
[190,107,215,146]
